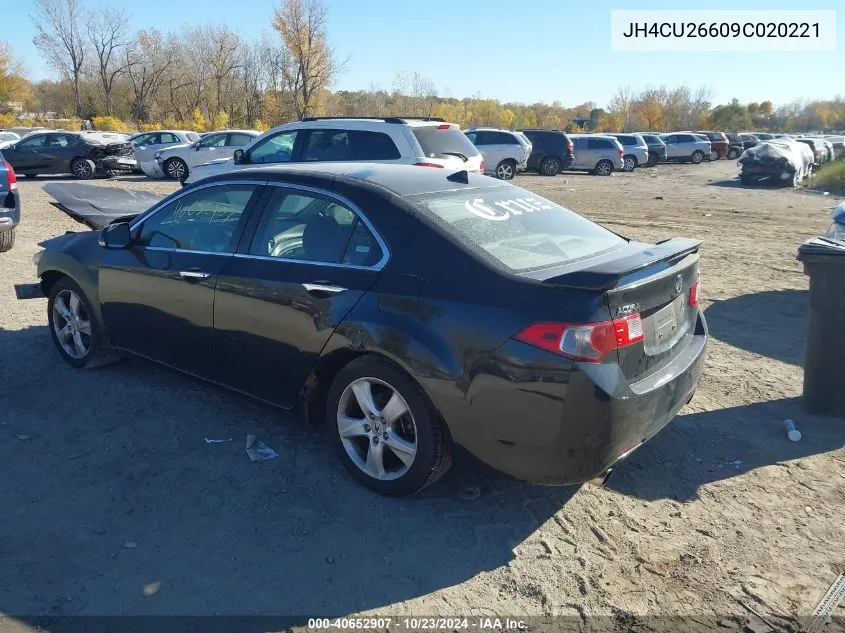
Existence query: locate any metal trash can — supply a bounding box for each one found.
[796,237,845,418]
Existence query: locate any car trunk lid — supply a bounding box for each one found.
[534,238,701,381]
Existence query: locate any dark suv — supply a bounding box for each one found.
[0,153,20,252]
[724,133,744,159]
[517,129,575,176]
[639,134,668,166]
[696,131,729,160]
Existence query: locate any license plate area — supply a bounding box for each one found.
[642,295,687,355]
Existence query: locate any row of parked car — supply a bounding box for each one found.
[0,121,843,188]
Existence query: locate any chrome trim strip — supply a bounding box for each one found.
[127,178,391,272]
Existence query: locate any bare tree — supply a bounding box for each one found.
[31,0,87,117]
[86,5,131,115]
[201,26,241,117]
[125,30,176,121]
[239,40,265,126]
[272,0,336,119]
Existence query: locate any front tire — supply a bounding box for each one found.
[327,356,452,496]
[495,159,516,180]
[594,159,614,176]
[71,158,95,180]
[540,156,561,176]
[0,229,15,252]
[165,157,188,182]
[622,155,637,172]
[691,150,705,164]
[47,277,120,369]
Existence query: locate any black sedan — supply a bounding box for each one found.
[2,131,136,179]
[0,152,20,251]
[34,164,708,496]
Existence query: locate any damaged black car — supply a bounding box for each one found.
[1,131,136,180]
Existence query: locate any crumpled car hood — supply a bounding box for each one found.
[42,182,166,229]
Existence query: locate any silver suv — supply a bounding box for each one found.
[659,133,711,164]
[568,135,624,176]
[464,128,531,180]
[608,134,649,171]
[186,117,483,185]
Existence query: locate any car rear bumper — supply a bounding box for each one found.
[139,160,165,179]
[0,192,20,230]
[432,310,709,484]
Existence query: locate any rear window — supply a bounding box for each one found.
[412,126,480,159]
[588,138,615,150]
[706,132,724,141]
[409,185,624,273]
[615,135,636,146]
[726,133,741,142]
[352,131,401,160]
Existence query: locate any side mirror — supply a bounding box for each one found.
[98,222,132,249]
[194,143,202,151]
[233,149,246,164]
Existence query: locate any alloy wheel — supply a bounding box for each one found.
[623,156,635,172]
[52,289,92,359]
[543,158,560,175]
[496,162,514,180]
[596,161,612,176]
[72,160,92,179]
[337,377,418,481]
[167,159,186,180]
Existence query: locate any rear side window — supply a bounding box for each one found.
[412,126,480,159]
[479,131,519,145]
[588,138,613,150]
[228,133,255,146]
[615,135,635,146]
[409,185,624,273]
[706,132,723,141]
[160,133,179,144]
[351,131,400,160]
[303,130,351,161]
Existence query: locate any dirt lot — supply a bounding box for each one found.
[1,161,844,630]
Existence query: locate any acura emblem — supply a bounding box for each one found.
[674,274,683,295]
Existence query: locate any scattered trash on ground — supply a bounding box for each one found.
[204,437,233,444]
[246,434,278,462]
[654,195,664,200]
[15,434,30,441]
[783,419,802,442]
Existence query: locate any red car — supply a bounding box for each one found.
[696,131,729,160]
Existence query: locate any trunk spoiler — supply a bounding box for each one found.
[539,238,702,291]
[42,182,166,230]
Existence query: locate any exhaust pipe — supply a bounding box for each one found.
[586,468,613,488]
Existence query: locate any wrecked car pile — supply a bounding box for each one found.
[738,138,814,187]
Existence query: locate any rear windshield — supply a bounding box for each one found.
[412,126,480,159]
[705,132,724,141]
[409,185,624,273]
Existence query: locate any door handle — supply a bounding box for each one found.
[302,283,347,295]
[179,270,211,280]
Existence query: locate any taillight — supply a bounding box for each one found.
[689,277,701,307]
[3,160,17,191]
[479,160,485,173]
[514,314,644,363]
[567,143,574,152]
[414,162,444,168]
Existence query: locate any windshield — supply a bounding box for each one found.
[409,185,624,273]
[412,126,480,159]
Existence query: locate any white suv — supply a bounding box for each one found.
[185,117,484,185]
[464,128,531,180]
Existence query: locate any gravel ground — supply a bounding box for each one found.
[1,163,844,631]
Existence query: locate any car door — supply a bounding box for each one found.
[3,134,48,172]
[472,131,498,172]
[568,137,587,169]
[213,184,385,407]
[43,133,81,173]
[98,182,264,376]
[661,134,681,158]
[187,132,228,168]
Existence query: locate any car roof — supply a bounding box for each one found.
[202,162,505,199]
[466,127,514,133]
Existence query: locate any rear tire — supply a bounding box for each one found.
[710,150,719,161]
[622,155,637,172]
[646,153,659,167]
[0,228,14,252]
[71,158,95,180]
[594,159,614,176]
[691,151,704,164]
[47,276,121,369]
[327,356,452,496]
[495,159,516,180]
[727,148,740,160]
[540,156,561,176]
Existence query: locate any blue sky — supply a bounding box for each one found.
[6,0,843,108]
